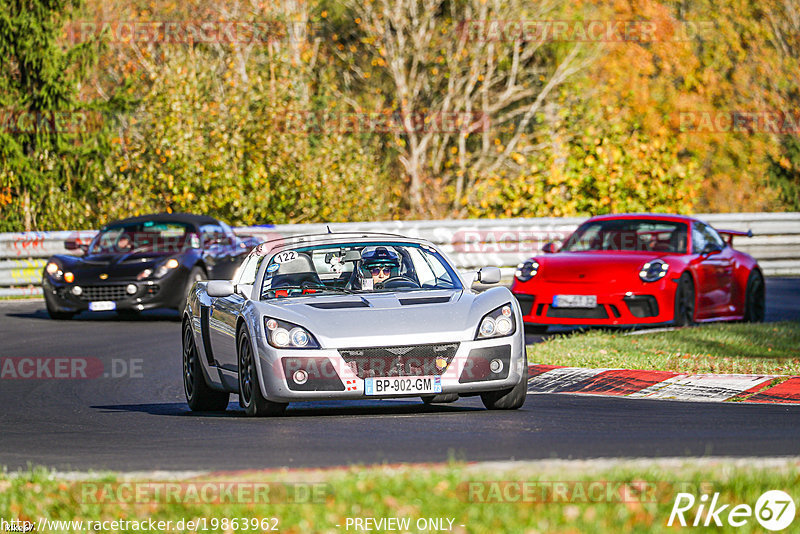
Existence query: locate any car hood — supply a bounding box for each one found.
[535,251,667,283]
[52,252,176,282]
[250,287,515,348]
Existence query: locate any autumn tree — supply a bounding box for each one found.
[0,0,109,231]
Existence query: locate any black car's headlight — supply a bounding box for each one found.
[264,317,320,349]
[147,258,180,279]
[639,259,669,282]
[45,261,63,281]
[475,304,516,340]
[515,260,539,282]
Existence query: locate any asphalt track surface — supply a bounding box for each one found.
[1,278,799,472]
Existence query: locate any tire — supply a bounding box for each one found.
[480,362,528,410]
[743,269,766,323]
[673,273,695,327]
[45,299,75,320]
[182,319,229,411]
[178,266,206,312]
[238,328,287,417]
[421,393,459,405]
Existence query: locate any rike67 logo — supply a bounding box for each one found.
[668,490,796,531]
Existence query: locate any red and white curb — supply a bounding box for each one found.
[527,364,800,404]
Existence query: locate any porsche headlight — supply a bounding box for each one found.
[153,258,180,278]
[264,317,319,349]
[639,259,669,282]
[515,260,539,282]
[45,261,63,281]
[476,304,516,339]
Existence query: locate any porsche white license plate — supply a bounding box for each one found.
[553,295,597,308]
[88,301,116,312]
[364,376,442,396]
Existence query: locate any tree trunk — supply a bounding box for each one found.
[22,188,32,232]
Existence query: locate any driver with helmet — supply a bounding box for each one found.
[360,246,401,289]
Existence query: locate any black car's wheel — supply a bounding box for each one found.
[673,273,696,327]
[45,298,75,320]
[238,328,287,417]
[178,266,206,312]
[421,393,459,405]
[480,362,528,410]
[743,269,766,323]
[183,320,229,411]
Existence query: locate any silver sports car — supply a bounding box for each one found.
[181,232,528,416]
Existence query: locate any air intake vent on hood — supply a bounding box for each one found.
[306,301,370,309]
[399,296,452,305]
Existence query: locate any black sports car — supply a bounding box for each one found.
[42,213,259,319]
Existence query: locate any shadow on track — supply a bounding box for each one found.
[6,307,180,322]
[92,400,483,418]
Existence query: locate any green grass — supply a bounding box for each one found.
[528,321,800,375]
[2,460,799,533]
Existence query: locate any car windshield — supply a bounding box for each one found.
[89,221,197,255]
[260,242,462,299]
[562,220,688,253]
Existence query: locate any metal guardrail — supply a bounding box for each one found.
[2,213,799,296]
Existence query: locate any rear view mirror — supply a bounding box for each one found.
[476,267,502,285]
[542,242,558,253]
[701,243,722,256]
[343,250,362,262]
[206,280,234,298]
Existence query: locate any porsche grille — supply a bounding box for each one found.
[339,343,459,379]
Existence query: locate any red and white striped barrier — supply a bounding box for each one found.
[527,364,800,404]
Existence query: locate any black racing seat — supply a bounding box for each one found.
[269,253,323,288]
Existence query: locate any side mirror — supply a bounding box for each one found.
[64,239,88,254]
[476,266,502,285]
[542,242,558,254]
[206,280,234,298]
[701,243,722,256]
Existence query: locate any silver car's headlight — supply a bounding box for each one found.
[476,304,516,340]
[264,317,320,349]
[515,260,539,282]
[639,259,669,282]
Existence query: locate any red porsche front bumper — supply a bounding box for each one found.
[511,277,680,327]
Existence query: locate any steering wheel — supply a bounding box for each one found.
[380,276,421,289]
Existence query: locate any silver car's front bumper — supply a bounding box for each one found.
[253,334,526,402]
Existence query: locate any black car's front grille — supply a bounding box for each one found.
[339,342,460,379]
[76,285,130,301]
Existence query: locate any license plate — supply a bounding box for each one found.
[364,376,442,396]
[89,301,116,312]
[553,295,597,308]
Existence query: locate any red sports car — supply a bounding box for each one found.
[510,214,765,333]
